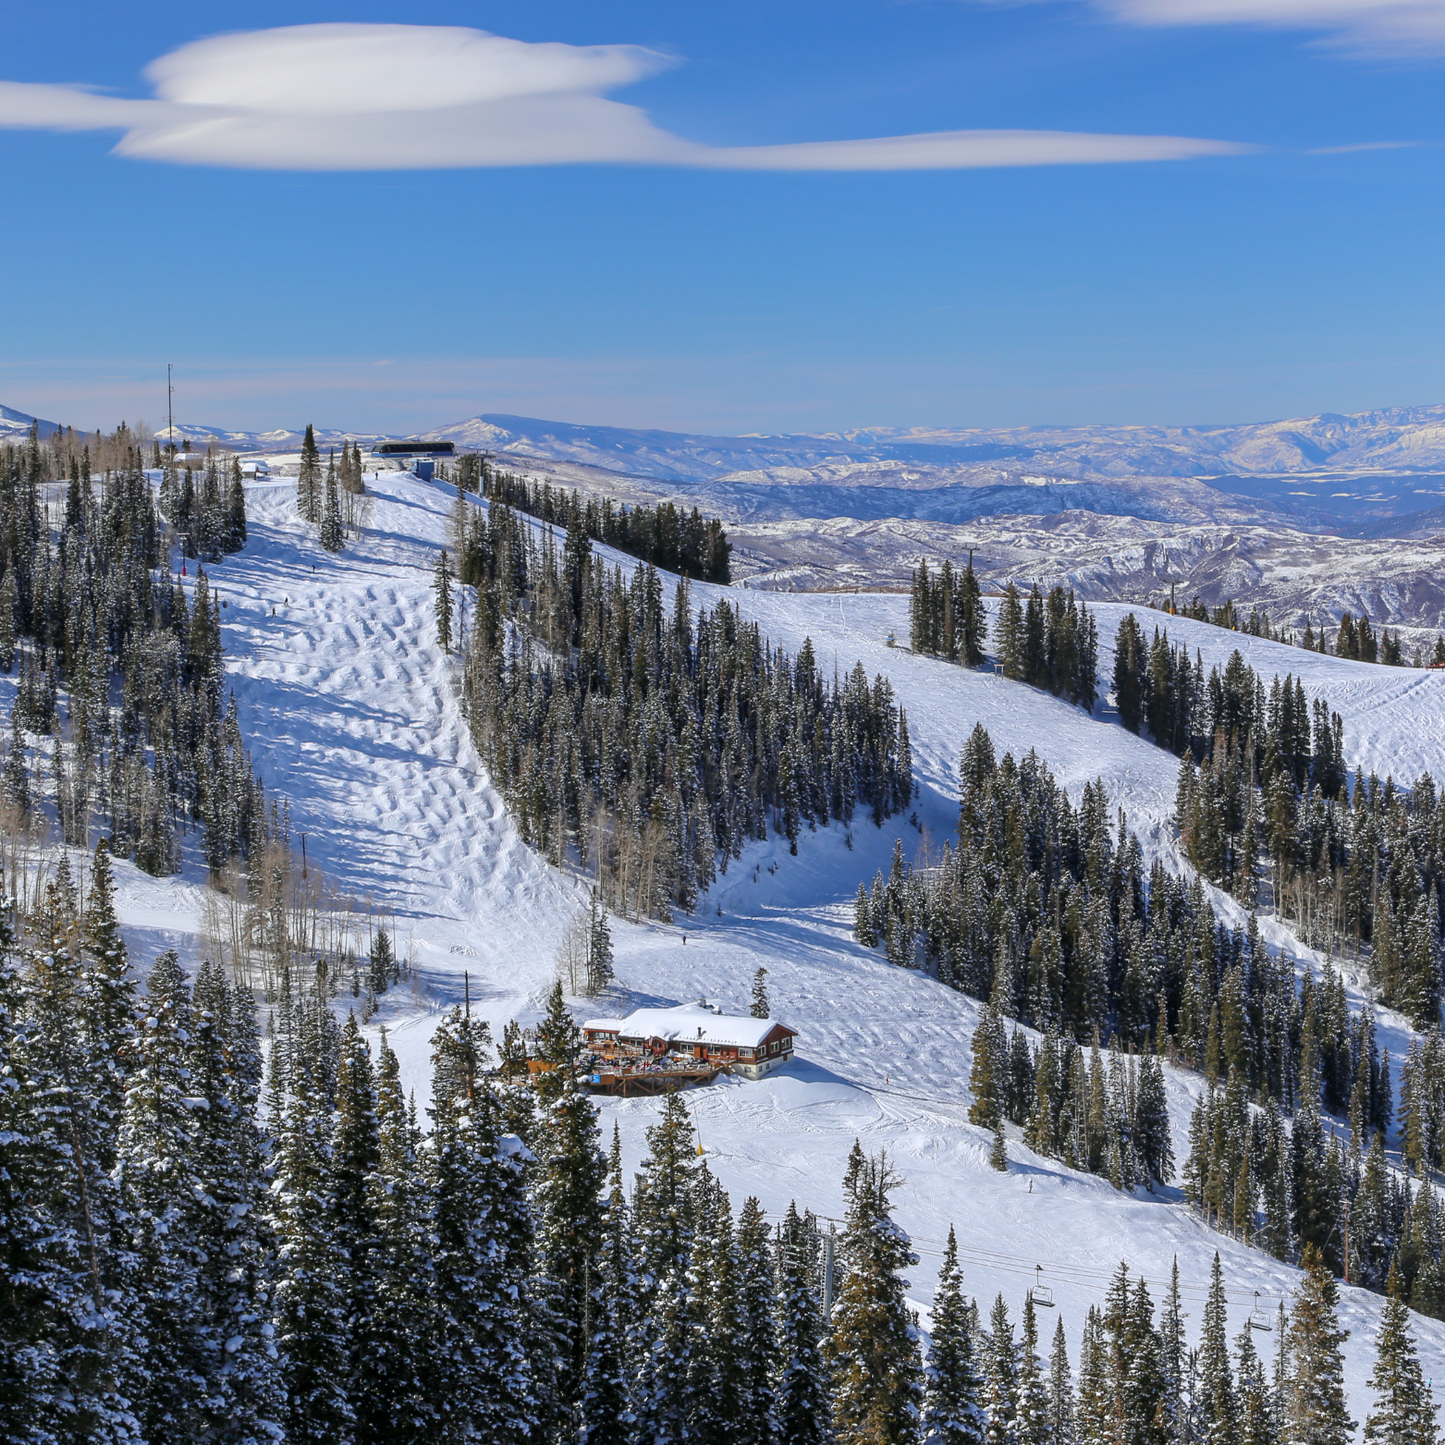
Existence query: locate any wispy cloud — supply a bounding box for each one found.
[0,22,1247,172]
[1087,0,1445,54]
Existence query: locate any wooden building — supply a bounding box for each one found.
[582,1000,797,1080]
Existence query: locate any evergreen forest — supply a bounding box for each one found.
[1,857,1434,1445]
[453,495,914,919]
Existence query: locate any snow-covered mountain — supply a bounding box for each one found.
[728,509,1445,641]
[426,405,1445,482]
[422,408,1445,528]
[15,464,1444,1422]
[0,402,59,439]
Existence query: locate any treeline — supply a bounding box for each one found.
[3,880,1437,1443]
[0,430,266,877]
[994,582,1099,709]
[968,1006,1175,1194]
[470,461,732,584]
[908,557,987,666]
[1167,592,1441,667]
[156,453,246,561]
[1125,612,1445,1028]
[455,497,913,919]
[294,425,367,553]
[854,725,1303,1075]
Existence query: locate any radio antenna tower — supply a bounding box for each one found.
[167,363,174,454]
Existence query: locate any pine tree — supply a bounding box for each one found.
[734,1196,779,1444]
[578,1125,636,1445]
[1197,1254,1236,1445]
[1047,1317,1075,1445]
[367,927,395,996]
[426,1006,538,1445]
[587,889,614,996]
[1363,1292,1441,1444]
[360,1028,435,1444]
[1284,1244,1354,1445]
[321,469,344,552]
[982,1295,1018,1445]
[1015,1295,1049,1445]
[752,966,771,1019]
[434,549,454,655]
[827,1143,923,1445]
[117,949,207,1439]
[298,424,322,522]
[775,1202,831,1445]
[922,1227,985,1445]
[532,982,608,1428]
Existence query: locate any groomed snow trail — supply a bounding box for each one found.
[69,472,1445,1416]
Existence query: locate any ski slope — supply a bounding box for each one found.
[25,469,1445,1419]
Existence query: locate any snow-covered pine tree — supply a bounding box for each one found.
[734,1196,780,1444]
[270,1053,353,1445]
[1015,1295,1050,1445]
[1046,1317,1075,1445]
[1197,1255,1236,1445]
[578,1126,637,1445]
[532,983,608,1428]
[1234,1324,1278,1445]
[688,1173,749,1445]
[751,966,770,1020]
[298,424,322,522]
[1284,1244,1354,1445]
[332,1014,383,1428]
[982,1295,1018,1445]
[826,1143,923,1445]
[922,1227,985,1445]
[774,1201,831,1445]
[425,1005,538,1445]
[321,467,344,552]
[116,949,208,1439]
[433,549,454,655]
[13,881,141,1442]
[188,959,282,1443]
[1363,1291,1441,1444]
[587,889,614,995]
[358,1029,435,1445]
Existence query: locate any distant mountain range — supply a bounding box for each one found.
[10,399,1445,536]
[0,404,59,439]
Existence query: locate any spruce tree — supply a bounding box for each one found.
[922,1227,985,1445]
[752,966,771,1019]
[982,1295,1018,1445]
[1197,1254,1236,1445]
[1284,1244,1354,1445]
[321,470,344,552]
[578,1126,636,1445]
[826,1143,923,1445]
[532,983,608,1427]
[1363,1292,1440,1444]
[775,1201,831,1445]
[298,424,322,522]
[434,549,454,655]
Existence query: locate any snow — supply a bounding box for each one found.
[19,466,1445,1419]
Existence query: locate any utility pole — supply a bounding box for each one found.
[167,362,174,454]
[823,1225,835,1320]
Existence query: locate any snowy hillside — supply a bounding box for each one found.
[25,465,1444,1424]
[726,510,1445,643]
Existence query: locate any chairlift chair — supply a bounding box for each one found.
[1029,1265,1055,1308]
[1247,1291,1273,1331]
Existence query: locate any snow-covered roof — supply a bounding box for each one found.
[582,1001,793,1051]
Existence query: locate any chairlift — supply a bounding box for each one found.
[1029,1264,1056,1308]
[1248,1291,1273,1332]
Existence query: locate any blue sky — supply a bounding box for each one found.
[3,1,1445,434]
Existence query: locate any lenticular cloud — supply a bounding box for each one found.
[0,22,1246,172]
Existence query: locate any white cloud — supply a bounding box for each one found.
[0,22,1246,171]
[1088,0,1445,53]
